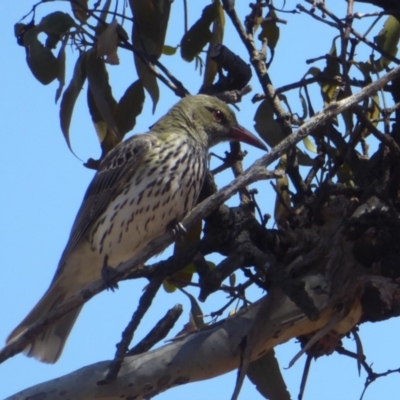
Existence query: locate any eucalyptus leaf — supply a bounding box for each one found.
[247,350,291,400]
[130,0,171,112]
[374,16,400,71]
[203,0,225,87]
[86,50,119,142]
[114,80,145,137]
[180,3,218,62]
[59,53,87,153]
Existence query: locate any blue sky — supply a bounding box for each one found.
[2,1,400,399]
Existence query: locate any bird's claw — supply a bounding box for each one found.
[101,255,119,292]
[167,220,187,240]
[173,222,187,235]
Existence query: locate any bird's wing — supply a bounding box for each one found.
[54,133,157,280]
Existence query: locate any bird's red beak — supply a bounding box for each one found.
[229,125,268,151]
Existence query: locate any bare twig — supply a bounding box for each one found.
[308,0,400,65]
[99,275,164,384]
[126,304,183,356]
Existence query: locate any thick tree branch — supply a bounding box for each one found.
[6,276,354,400]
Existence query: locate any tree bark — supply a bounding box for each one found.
[7,277,357,400]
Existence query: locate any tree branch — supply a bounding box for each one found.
[2,63,400,364]
[6,278,345,400]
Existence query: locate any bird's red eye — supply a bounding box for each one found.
[213,110,225,122]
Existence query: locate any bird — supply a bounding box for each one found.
[6,94,267,363]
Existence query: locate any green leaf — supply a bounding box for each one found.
[87,88,109,144]
[69,0,89,22]
[298,92,308,120]
[254,99,312,166]
[297,149,315,166]
[22,26,60,85]
[180,3,218,62]
[163,219,203,293]
[320,39,341,104]
[39,11,75,50]
[96,19,120,65]
[361,93,380,138]
[86,50,119,144]
[181,290,206,329]
[352,61,373,80]
[163,263,197,293]
[114,80,145,138]
[304,66,321,78]
[337,163,355,186]
[96,0,112,33]
[303,136,316,153]
[203,0,225,87]
[374,16,400,71]
[39,11,75,35]
[59,52,87,153]
[130,0,171,112]
[247,350,291,400]
[254,99,285,148]
[162,44,179,55]
[55,35,68,103]
[258,9,280,50]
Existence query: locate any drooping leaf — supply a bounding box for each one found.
[55,35,68,103]
[163,263,197,293]
[15,12,75,86]
[21,26,60,85]
[86,49,119,146]
[298,92,308,121]
[247,350,291,400]
[163,220,203,292]
[129,0,171,56]
[254,99,285,148]
[95,0,112,34]
[258,8,280,64]
[114,80,145,137]
[320,39,341,104]
[87,88,109,144]
[39,11,75,51]
[254,99,312,166]
[130,0,171,112]
[361,93,380,138]
[69,0,89,22]
[203,0,225,87]
[180,3,219,62]
[181,289,206,329]
[337,163,355,187]
[304,66,321,79]
[303,136,316,153]
[59,52,87,153]
[258,9,280,49]
[297,150,315,166]
[374,16,400,72]
[39,11,75,38]
[97,19,120,65]
[162,44,179,55]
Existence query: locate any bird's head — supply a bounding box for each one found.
[152,95,267,151]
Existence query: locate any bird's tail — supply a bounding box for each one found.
[6,282,82,364]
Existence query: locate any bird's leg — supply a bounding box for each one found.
[101,254,119,291]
